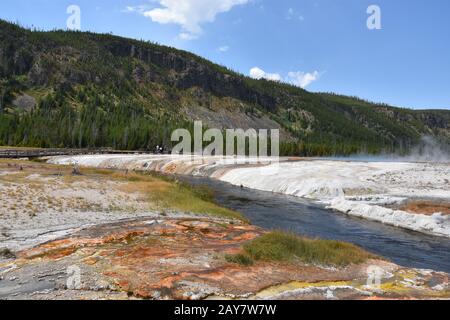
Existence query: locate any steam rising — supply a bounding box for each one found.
[328,136,450,163]
[404,136,450,163]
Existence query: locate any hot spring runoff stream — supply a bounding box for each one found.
[185,176,450,273]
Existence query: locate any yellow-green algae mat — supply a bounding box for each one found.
[206,268,450,300]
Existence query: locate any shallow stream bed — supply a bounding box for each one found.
[186,176,450,273]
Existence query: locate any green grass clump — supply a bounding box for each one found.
[156,183,245,221]
[144,172,246,221]
[225,253,254,266]
[111,171,246,222]
[227,231,377,268]
[0,248,16,259]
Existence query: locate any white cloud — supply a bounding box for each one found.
[218,45,230,52]
[123,5,151,13]
[286,8,294,20]
[249,67,320,88]
[249,67,282,82]
[286,71,320,88]
[286,7,305,21]
[130,0,249,40]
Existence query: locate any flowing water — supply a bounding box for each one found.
[186,176,450,273]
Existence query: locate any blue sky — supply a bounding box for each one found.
[1,0,449,110]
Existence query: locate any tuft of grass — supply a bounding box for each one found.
[0,248,16,259]
[114,171,246,222]
[227,231,377,268]
[152,182,245,221]
[225,253,254,266]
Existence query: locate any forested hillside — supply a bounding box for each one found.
[1,19,449,156]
